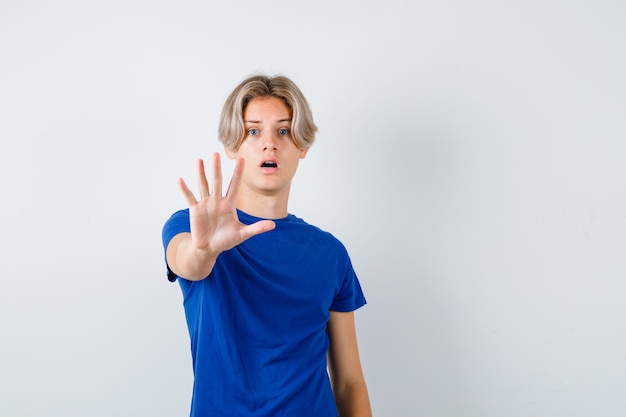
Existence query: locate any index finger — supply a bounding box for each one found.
[224,157,245,200]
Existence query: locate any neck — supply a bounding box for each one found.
[235,189,290,220]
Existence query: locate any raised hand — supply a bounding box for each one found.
[169,153,275,280]
[179,152,276,255]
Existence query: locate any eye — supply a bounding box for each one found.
[278,128,290,136]
[247,128,259,136]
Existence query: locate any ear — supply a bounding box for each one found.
[224,144,237,160]
[299,148,309,159]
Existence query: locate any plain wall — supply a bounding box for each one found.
[1,1,625,416]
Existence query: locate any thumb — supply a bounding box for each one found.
[240,220,276,241]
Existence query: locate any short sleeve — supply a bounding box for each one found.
[329,256,367,312]
[161,209,191,282]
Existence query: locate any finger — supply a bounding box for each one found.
[196,159,210,199]
[211,152,223,198]
[177,177,198,206]
[225,157,245,199]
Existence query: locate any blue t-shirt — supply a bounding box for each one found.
[162,209,366,417]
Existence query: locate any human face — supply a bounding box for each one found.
[225,96,308,198]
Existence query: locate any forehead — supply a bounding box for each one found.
[243,96,291,120]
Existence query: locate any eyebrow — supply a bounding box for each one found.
[244,118,292,124]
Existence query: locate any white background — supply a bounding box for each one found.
[1,1,625,416]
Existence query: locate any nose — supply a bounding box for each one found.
[262,131,278,151]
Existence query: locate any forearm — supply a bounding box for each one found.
[334,379,372,417]
[168,233,219,281]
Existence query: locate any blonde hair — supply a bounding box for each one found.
[218,74,318,151]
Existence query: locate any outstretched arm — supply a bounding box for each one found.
[166,153,275,280]
[327,311,372,417]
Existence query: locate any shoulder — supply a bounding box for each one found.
[164,208,190,228]
[162,209,190,246]
[166,208,190,222]
[285,214,350,255]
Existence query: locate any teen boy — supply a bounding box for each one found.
[162,75,372,416]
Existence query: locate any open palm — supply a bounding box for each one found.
[178,153,275,257]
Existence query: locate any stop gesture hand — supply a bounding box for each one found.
[177,153,275,271]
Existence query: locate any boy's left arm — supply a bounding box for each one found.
[327,311,373,417]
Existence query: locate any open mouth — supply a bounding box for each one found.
[261,161,278,168]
